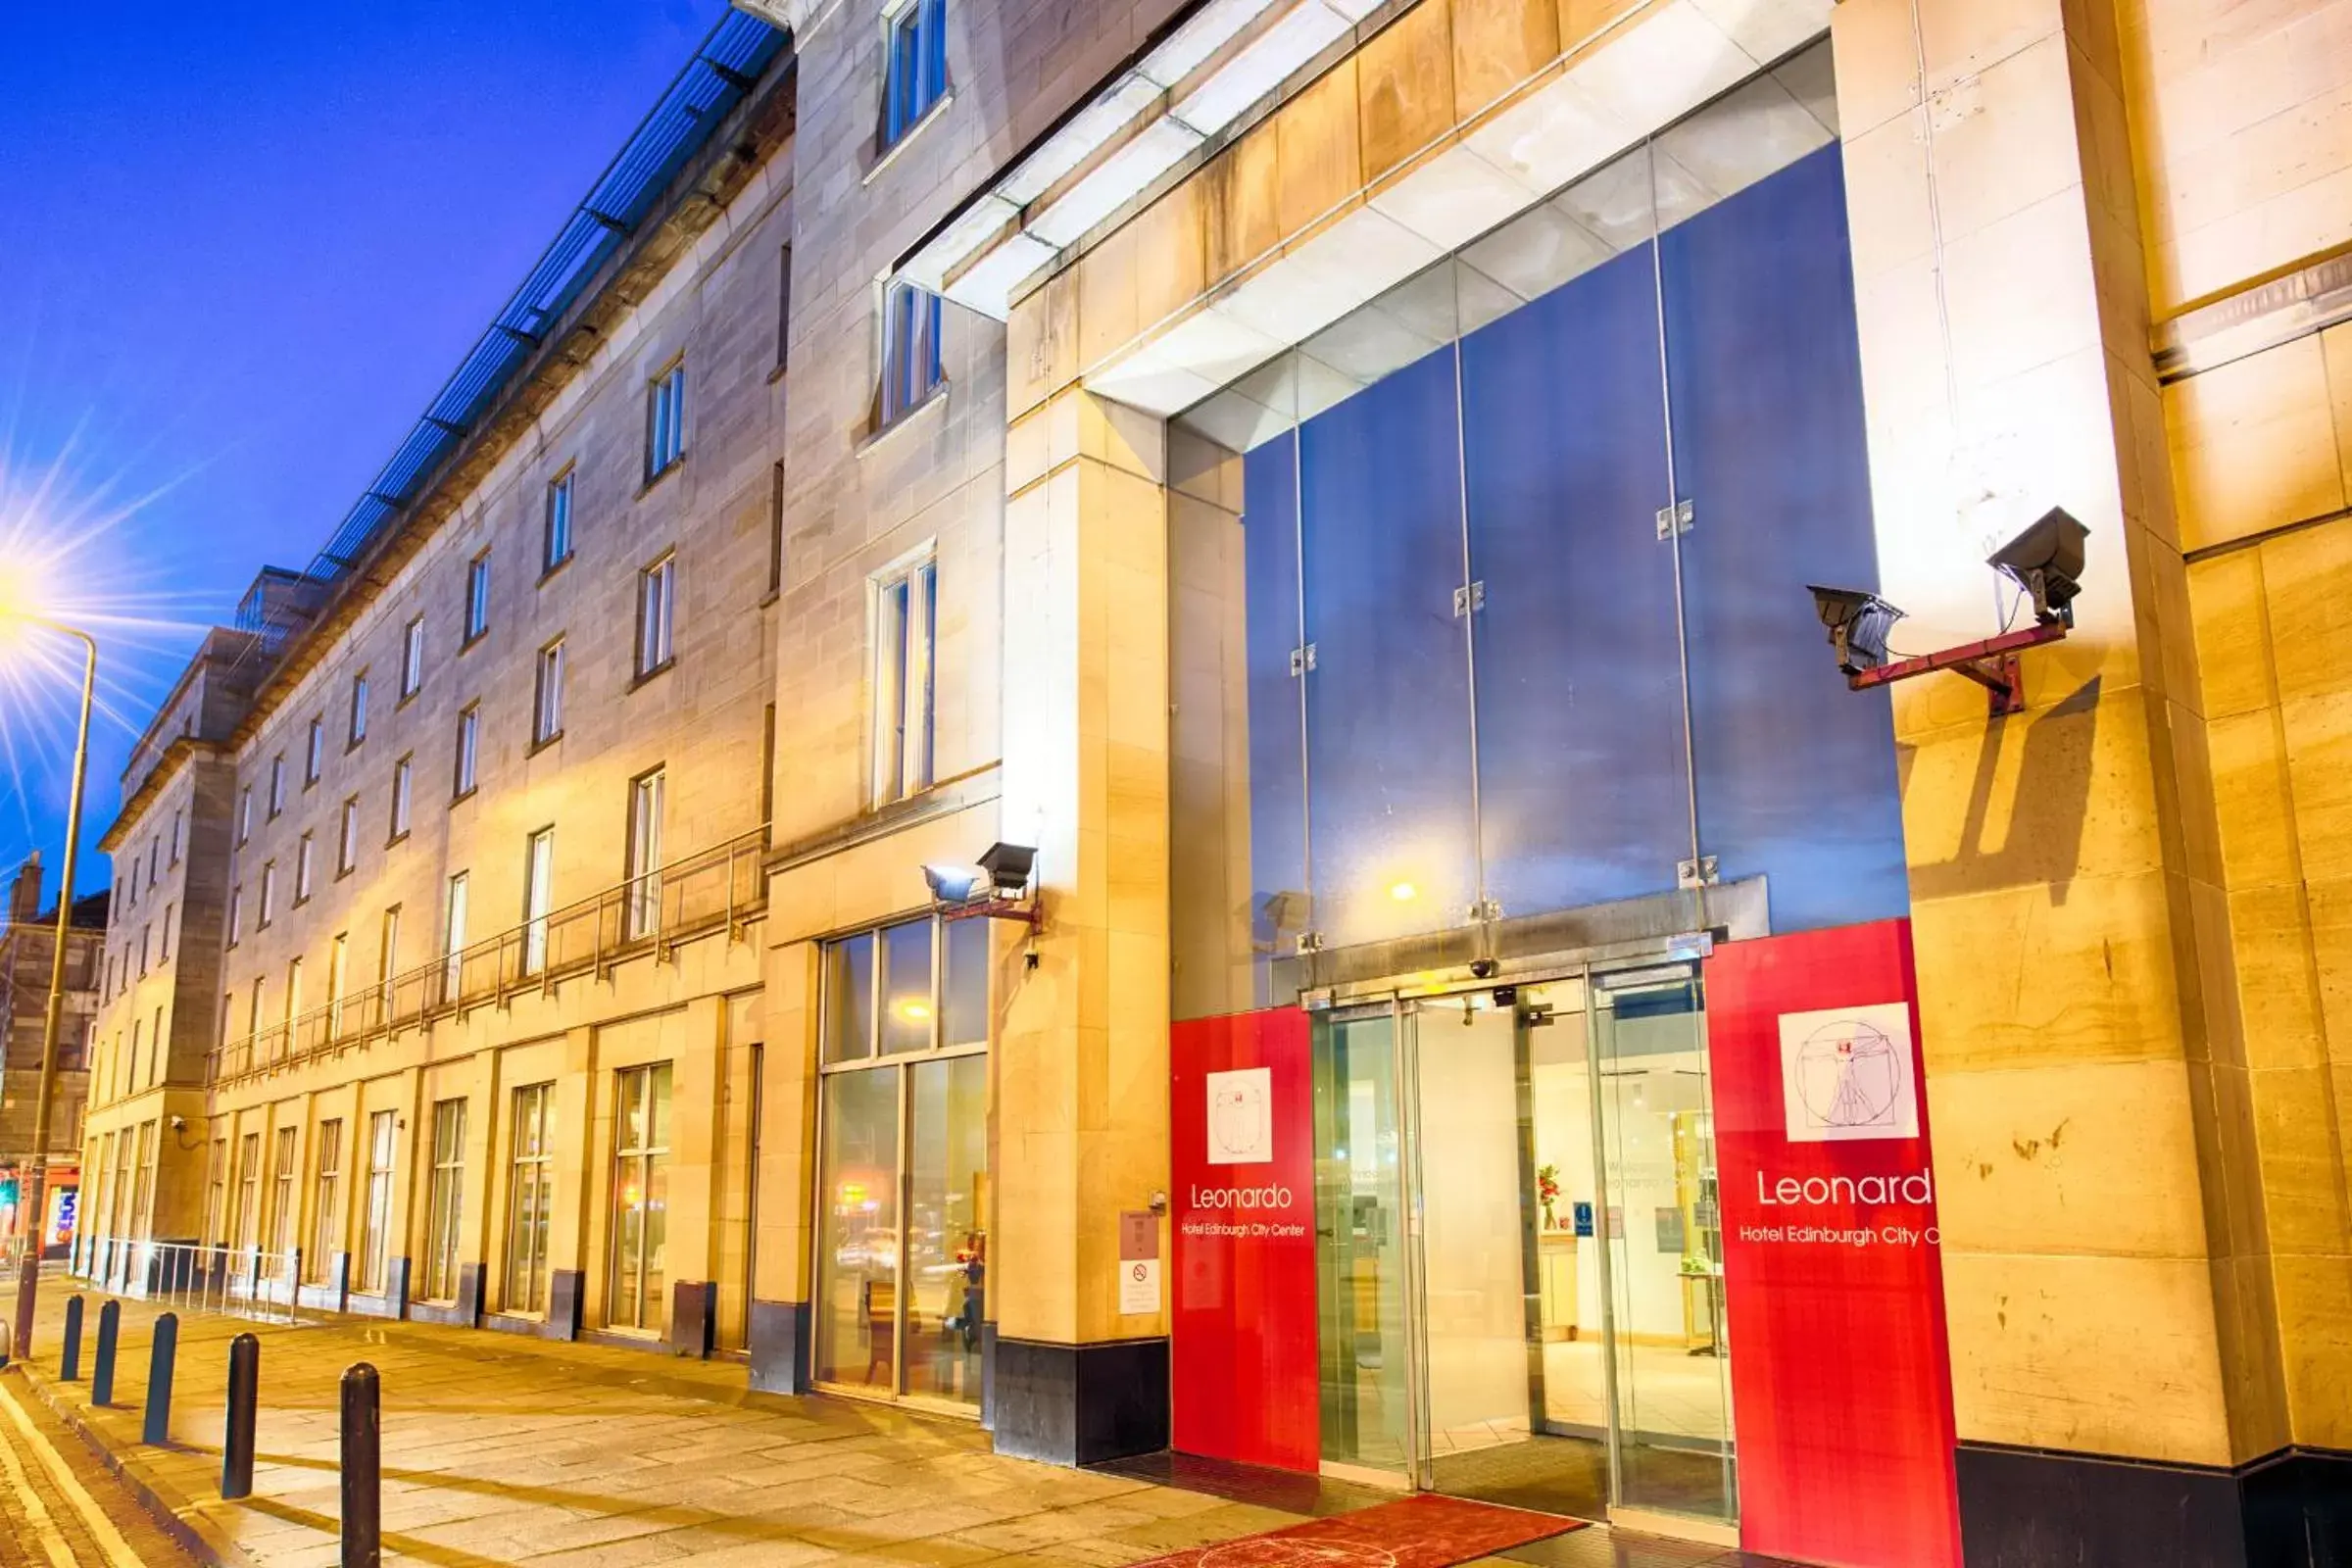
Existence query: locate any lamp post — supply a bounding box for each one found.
[12,621,96,1360]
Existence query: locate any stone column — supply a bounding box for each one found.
[749,939,817,1391]
[544,1024,596,1339]
[990,275,1175,1462]
[1833,0,2285,1555]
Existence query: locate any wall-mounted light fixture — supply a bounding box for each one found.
[921,842,1040,924]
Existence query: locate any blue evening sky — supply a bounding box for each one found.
[0,0,733,905]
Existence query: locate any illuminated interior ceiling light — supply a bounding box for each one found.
[893,998,933,1022]
[1389,881,1417,902]
[1987,507,2089,627]
[1807,585,1905,676]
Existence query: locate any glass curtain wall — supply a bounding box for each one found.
[812,913,990,1411]
[1168,42,1905,1012]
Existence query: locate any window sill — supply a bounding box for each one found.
[759,587,781,610]
[452,786,478,808]
[860,381,949,455]
[527,732,564,759]
[335,866,355,883]
[396,691,419,711]
[636,460,685,501]
[864,92,954,187]
[539,556,573,588]
[386,831,411,850]
[627,660,675,694]
[460,633,486,657]
[345,739,367,756]
[766,360,788,386]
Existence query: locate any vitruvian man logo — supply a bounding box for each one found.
[1205,1066,1272,1164]
[1777,1003,1919,1144]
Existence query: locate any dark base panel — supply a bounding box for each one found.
[991,1336,1168,1467]
[668,1281,715,1359]
[456,1262,484,1327]
[746,1299,809,1394]
[480,1313,547,1339]
[544,1269,585,1342]
[405,1298,473,1327]
[982,1321,997,1430]
[386,1256,413,1320]
[1958,1443,2352,1568]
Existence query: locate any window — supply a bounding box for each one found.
[284,956,304,1029]
[170,808,184,863]
[379,906,402,992]
[464,552,491,644]
[544,468,574,571]
[235,1132,264,1250]
[270,1127,298,1256]
[401,614,425,700]
[308,1118,344,1282]
[147,1004,164,1087]
[127,1019,142,1091]
[533,640,565,746]
[295,833,315,904]
[328,933,349,1040]
[350,670,370,746]
[424,1098,468,1303]
[147,838,160,888]
[522,827,555,976]
[138,926,149,977]
[767,460,787,596]
[205,1137,225,1247]
[506,1083,555,1315]
[625,769,664,942]
[389,755,414,841]
[306,718,324,785]
[880,283,945,424]
[269,756,286,818]
[227,885,244,947]
[608,1063,671,1332]
[775,243,793,369]
[871,556,937,805]
[883,0,949,146]
[237,786,254,846]
[258,860,277,929]
[635,556,675,676]
[442,872,469,1003]
[338,797,361,875]
[249,976,267,1040]
[646,361,687,479]
[454,703,481,798]
[812,912,989,1406]
[159,904,172,962]
[360,1109,396,1294]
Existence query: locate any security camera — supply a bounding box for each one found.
[1469,957,1498,980]
[169,1115,186,1133]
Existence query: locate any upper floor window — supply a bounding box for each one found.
[305,717,324,785]
[455,703,481,799]
[295,834,315,904]
[227,886,244,948]
[237,786,254,847]
[350,670,370,747]
[338,797,361,876]
[884,0,949,147]
[464,553,491,645]
[544,468,574,572]
[533,640,565,747]
[147,838,160,888]
[258,860,278,930]
[268,756,286,818]
[636,555,676,678]
[774,243,793,371]
[401,614,425,700]
[646,361,687,480]
[170,808,184,864]
[880,283,944,425]
[871,555,937,807]
[390,755,415,841]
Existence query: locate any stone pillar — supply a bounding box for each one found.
[991,277,1175,1463]
[1833,0,2288,1556]
[543,1024,595,1340]
[749,939,817,1392]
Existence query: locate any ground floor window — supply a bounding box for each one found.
[424,1098,468,1302]
[270,1126,297,1255]
[506,1082,554,1315]
[812,913,989,1410]
[360,1109,397,1294]
[131,1122,157,1241]
[607,1063,670,1332]
[309,1118,343,1281]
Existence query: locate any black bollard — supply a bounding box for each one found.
[142,1312,178,1446]
[90,1299,121,1406]
[59,1297,82,1381]
[220,1333,258,1498]
[340,1362,380,1568]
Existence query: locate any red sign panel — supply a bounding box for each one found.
[1705,919,1962,1568]
[1170,1006,1319,1472]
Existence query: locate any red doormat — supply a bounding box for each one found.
[1132,1494,1586,1568]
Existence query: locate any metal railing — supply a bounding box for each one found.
[211,825,766,1088]
[74,1236,303,1325]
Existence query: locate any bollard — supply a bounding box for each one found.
[142,1312,178,1446]
[220,1333,259,1498]
[340,1363,381,1568]
[90,1299,121,1406]
[60,1296,82,1381]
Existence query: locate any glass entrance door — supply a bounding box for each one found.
[1309,962,1735,1529]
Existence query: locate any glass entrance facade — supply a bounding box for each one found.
[811,913,990,1411]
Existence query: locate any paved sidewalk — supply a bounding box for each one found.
[11,1293,1301,1568]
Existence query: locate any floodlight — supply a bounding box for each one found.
[977,842,1036,898]
[922,863,991,904]
[1808,585,1906,675]
[1989,507,2089,626]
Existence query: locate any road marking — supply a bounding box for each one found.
[0,1389,79,1568]
[0,1375,148,1568]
